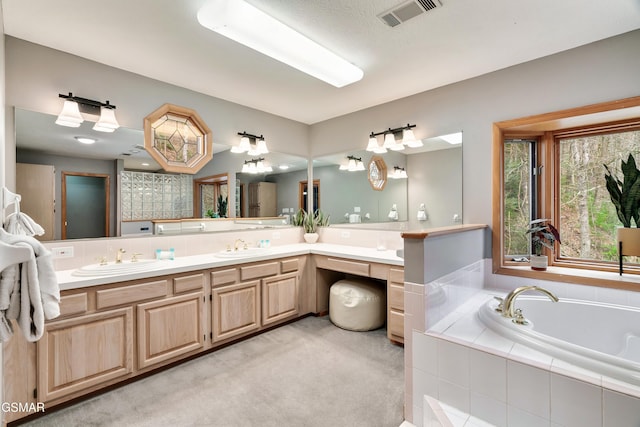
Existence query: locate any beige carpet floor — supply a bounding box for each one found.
[20,316,405,427]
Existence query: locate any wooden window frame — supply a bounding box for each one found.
[493,95,640,289]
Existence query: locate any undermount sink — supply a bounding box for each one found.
[215,247,269,258]
[72,259,162,277]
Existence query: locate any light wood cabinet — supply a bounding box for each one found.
[212,280,261,342]
[37,307,133,402]
[262,272,299,326]
[137,292,205,369]
[387,268,405,344]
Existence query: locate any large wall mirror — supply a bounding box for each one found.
[14,108,305,241]
[313,132,463,229]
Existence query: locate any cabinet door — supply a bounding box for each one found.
[137,292,204,370]
[262,272,299,326]
[212,281,260,342]
[37,307,133,402]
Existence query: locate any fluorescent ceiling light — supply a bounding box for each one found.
[197,0,363,87]
[74,136,96,144]
[440,132,463,145]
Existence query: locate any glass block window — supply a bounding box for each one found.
[121,171,193,220]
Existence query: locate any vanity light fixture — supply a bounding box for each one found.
[197,0,364,87]
[55,93,120,132]
[241,157,273,174]
[367,124,417,152]
[389,166,408,179]
[339,155,365,172]
[366,133,387,154]
[231,131,269,155]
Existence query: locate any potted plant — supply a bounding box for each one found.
[526,218,561,271]
[293,208,330,243]
[604,153,640,273]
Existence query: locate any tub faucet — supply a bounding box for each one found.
[501,286,558,318]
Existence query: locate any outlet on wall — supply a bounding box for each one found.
[52,246,74,258]
[341,231,350,238]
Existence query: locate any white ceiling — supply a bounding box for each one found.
[3,0,640,125]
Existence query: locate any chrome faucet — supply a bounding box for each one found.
[234,239,245,251]
[116,248,126,264]
[500,285,558,318]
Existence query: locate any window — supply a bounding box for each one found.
[557,129,640,263]
[493,96,640,278]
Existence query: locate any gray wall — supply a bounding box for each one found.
[310,29,640,228]
[5,37,310,159]
[5,30,640,249]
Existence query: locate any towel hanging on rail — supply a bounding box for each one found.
[0,229,60,342]
[2,187,44,236]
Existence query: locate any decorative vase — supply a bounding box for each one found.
[530,255,548,271]
[303,232,319,243]
[617,227,640,274]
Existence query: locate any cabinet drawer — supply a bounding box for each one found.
[389,268,404,284]
[316,257,370,276]
[388,309,404,342]
[96,280,168,310]
[280,258,299,274]
[59,293,88,317]
[211,268,237,286]
[173,273,204,294]
[240,262,279,281]
[388,283,404,311]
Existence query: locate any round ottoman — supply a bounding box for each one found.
[329,278,385,331]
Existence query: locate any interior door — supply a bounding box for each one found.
[62,172,110,239]
[16,163,55,240]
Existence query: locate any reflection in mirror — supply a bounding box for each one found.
[233,153,308,221]
[14,109,220,241]
[314,132,463,229]
[313,150,408,224]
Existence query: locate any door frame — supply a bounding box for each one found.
[61,171,110,239]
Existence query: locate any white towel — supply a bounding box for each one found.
[4,212,45,237]
[0,232,60,342]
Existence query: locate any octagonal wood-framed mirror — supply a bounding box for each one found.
[368,155,387,191]
[143,103,213,174]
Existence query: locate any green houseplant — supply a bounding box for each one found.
[526,218,561,270]
[604,153,640,274]
[293,208,330,243]
[604,154,640,228]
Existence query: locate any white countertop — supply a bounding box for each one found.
[56,243,404,290]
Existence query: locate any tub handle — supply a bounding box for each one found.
[493,296,504,313]
[512,308,529,325]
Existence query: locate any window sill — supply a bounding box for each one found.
[495,265,640,291]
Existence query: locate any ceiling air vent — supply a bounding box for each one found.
[377,0,442,27]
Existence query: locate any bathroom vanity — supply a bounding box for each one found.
[2,244,403,423]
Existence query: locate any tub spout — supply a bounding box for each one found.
[502,286,558,318]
